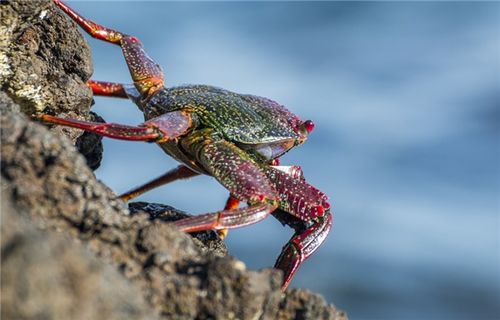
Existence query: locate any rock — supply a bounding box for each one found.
[278,289,348,320]
[75,111,105,170]
[1,191,159,320]
[0,0,103,168]
[129,201,228,257]
[0,0,348,319]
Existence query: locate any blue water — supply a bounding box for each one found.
[69,2,499,319]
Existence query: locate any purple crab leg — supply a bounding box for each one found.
[54,0,164,97]
[263,167,332,290]
[119,165,199,202]
[173,130,279,233]
[37,110,192,142]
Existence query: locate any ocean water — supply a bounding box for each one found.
[68,1,498,319]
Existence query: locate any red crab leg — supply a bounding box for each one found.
[216,195,241,239]
[54,0,164,96]
[263,167,332,290]
[173,131,279,232]
[174,203,275,232]
[87,80,128,98]
[37,110,192,142]
[119,165,199,202]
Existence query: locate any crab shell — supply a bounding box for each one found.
[129,85,313,174]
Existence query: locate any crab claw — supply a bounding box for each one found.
[275,212,332,291]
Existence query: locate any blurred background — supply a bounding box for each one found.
[70,1,498,319]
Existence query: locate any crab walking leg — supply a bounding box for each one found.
[54,0,164,96]
[87,80,128,98]
[174,203,275,233]
[275,214,332,290]
[217,195,241,239]
[119,165,199,202]
[37,110,192,142]
[38,114,160,141]
[173,129,279,232]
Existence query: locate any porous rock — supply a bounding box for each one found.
[1,192,159,320]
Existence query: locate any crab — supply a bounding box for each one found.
[39,0,333,291]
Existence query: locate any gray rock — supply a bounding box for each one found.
[278,289,348,320]
[1,191,159,320]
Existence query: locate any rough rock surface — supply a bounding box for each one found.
[1,193,159,320]
[0,1,348,319]
[0,0,103,167]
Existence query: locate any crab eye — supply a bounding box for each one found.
[304,120,315,134]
